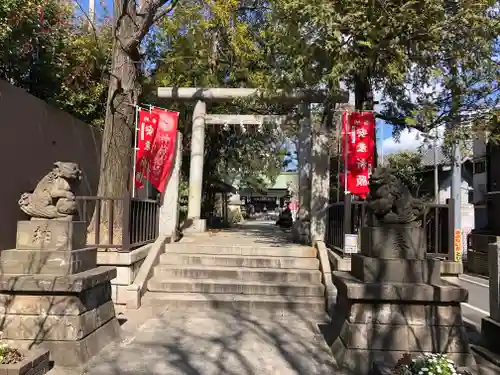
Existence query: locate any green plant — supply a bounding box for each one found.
[394,353,459,375]
[0,341,8,364]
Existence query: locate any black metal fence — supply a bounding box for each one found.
[325,196,453,256]
[76,194,160,252]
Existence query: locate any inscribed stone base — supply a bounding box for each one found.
[360,225,427,259]
[0,247,97,275]
[350,254,441,284]
[328,272,475,374]
[16,220,87,251]
[0,266,120,368]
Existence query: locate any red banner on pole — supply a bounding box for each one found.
[148,108,179,193]
[135,109,159,189]
[341,111,376,199]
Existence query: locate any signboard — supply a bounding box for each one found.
[454,229,463,263]
[344,234,359,254]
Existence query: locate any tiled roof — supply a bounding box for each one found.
[421,146,449,166]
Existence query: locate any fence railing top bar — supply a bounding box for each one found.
[75,196,126,201]
[427,203,449,208]
[131,197,160,204]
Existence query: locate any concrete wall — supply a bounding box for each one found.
[0,80,101,250]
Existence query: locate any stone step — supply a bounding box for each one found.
[141,292,326,315]
[153,265,322,283]
[147,277,325,297]
[159,253,320,269]
[167,244,317,258]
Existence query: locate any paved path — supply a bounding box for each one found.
[80,223,335,375]
[82,308,336,375]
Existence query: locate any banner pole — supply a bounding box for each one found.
[344,112,349,195]
[336,113,342,202]
[132,105,139,198]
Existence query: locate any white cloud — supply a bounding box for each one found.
[380,128,423,155]
[379,126,445,155]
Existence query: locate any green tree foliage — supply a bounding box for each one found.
[386,151,426,193]
[151,0,289,192]
[262,0,500,134]
[0,0,112,127]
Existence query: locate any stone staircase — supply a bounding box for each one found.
[143,241,326,315]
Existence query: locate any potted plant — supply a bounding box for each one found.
[0,341,50,375]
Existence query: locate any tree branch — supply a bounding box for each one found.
[153,0,180,24]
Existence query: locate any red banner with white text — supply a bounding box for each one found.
[341,111,376,199]
[135,109,159,189]
[148,108,179,193]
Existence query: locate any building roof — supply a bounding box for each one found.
[270,172,298,190]
[420,144,472,167]
[421,146,449,166]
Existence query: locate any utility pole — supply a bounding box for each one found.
[446,0,462,264]
[88,0,95,26]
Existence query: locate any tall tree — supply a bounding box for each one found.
[385,151,426,194]
[263,0,500,136]
[0,0,112,127]
[95,0,180,227]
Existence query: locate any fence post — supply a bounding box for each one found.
[343,193,352,254]
[121,192,132,252]
[447,198,455,261]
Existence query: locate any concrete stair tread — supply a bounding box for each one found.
[142,292,325,303]
[155,265,320,273]
[149,277,324,287]
[161,253,317,260]
[159,253,320,269]
[167,245,316,257]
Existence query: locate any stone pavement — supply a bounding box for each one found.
[80,307,336,375]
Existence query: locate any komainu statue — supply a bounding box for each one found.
[18,162,82,220]
[366,167,427,226]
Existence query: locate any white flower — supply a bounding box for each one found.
[422,368,429,372]
[419,372,423,375]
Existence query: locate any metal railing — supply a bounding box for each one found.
[76,194,160,252]
[325,197,453,256]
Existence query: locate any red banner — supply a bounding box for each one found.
[148,108,179,193]
[341,111,376,198]
[135,109,159,189]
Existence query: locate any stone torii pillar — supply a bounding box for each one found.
[187,100,206,232]
[157,87,347,234]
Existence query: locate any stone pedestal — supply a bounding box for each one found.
[481,240,500,350]
[0,220,121,368]
[329,225,475,374]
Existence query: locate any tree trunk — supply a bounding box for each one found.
[89,16,141,245]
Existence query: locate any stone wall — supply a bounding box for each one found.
[0,80,101,250]
[97,245,151,305]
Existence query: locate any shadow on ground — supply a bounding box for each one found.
[81,307,335,375]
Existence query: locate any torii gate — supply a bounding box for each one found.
[157,87,348,243]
